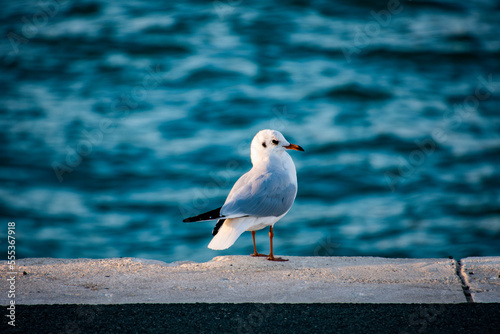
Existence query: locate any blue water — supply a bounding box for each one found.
[1,0,499,263]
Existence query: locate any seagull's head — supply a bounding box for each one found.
[250,129,304,165]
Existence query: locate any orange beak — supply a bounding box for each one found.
[284,143,304,152]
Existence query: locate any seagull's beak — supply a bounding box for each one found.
[284,143,304,152]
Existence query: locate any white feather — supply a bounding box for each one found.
[208,218,251,250]
[207,215,285,250]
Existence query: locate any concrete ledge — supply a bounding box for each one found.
[461,257,500,303]
[1,256,499,305]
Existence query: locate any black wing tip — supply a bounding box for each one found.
[212,219,226,236]
[183,207,223,223]
[183,216,203,223]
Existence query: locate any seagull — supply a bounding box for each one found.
[183,129,304,261]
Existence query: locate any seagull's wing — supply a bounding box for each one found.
[221,169,297,218]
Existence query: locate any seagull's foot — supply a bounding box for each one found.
[251,252,268,257]
[267,255,288,262]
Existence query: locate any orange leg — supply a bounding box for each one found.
[250,231,267,257]
[267,226,288,261]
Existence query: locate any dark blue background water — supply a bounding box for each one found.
[1,0,499,263]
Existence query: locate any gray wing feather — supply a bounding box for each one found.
[221,170,297,218]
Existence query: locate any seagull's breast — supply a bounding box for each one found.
[280,152,297,186]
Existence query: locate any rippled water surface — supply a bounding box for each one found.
[1,0,499,262]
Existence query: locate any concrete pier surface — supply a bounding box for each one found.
[1,256,499,304]
[2,256,499,333]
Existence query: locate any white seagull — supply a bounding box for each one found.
[183,129,304,261]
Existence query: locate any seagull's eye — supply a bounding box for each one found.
[262,142,267,148]
[272,139,279,145]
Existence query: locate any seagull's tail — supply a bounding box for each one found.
[208,218,252,250]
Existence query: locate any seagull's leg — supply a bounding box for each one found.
[250,231,267,257]
[267,226,288,261]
